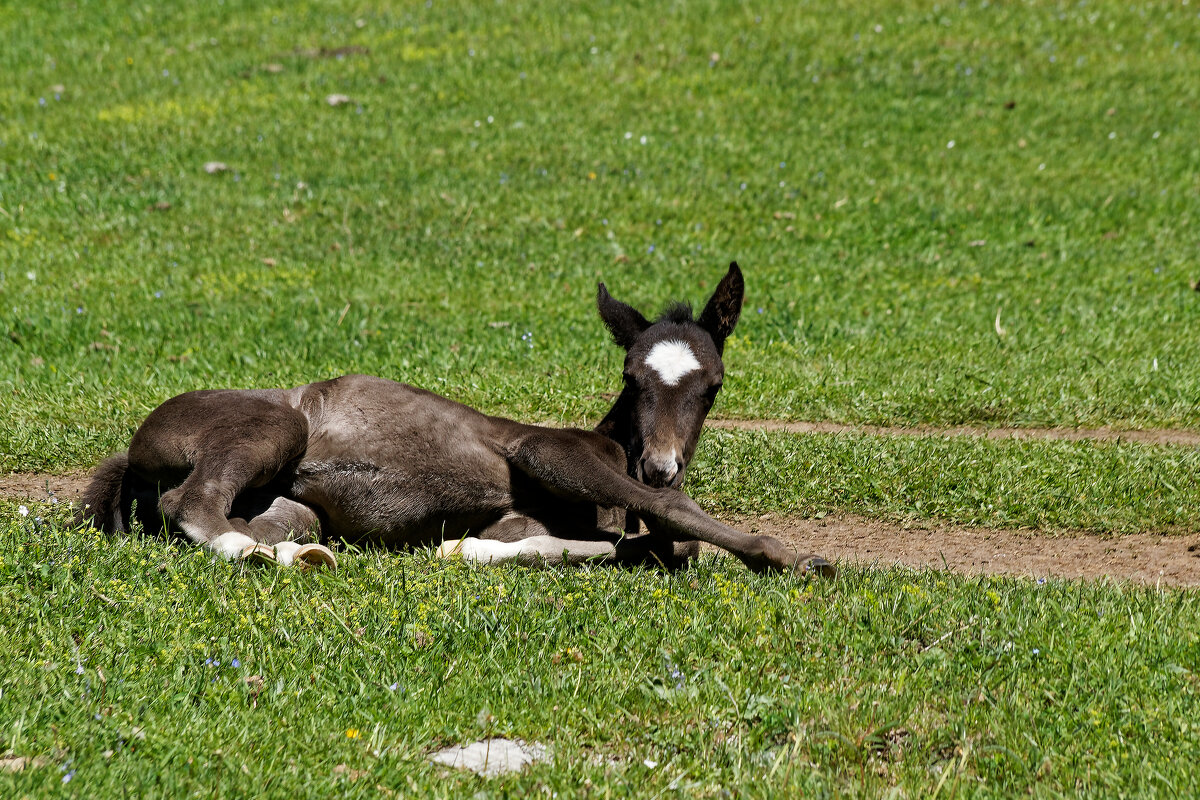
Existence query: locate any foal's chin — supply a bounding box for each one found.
[643,470,687,491]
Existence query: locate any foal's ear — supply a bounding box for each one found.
[597,283,651,350]
[697,262,744,354]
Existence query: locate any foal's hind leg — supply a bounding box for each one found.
[438,512,697,568]
[127,391,334,568]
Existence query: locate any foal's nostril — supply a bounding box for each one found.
[671,459,685,487]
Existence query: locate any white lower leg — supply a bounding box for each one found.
[438,536,616,566]
[436,538,513,563]
[208,531,259,559]
[178,521,213,546]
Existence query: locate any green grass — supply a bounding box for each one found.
[3,2,1200,796]
[688,430,1200,533]
[2,509,1198,798]
[3,0,1200,474]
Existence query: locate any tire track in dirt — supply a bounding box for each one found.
[730,514,1200,588]
[709,419,1200,447]
[0,471,89,502]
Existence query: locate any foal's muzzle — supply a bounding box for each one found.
[640,453,685,489]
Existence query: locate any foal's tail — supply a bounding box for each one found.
[76,452,133,533]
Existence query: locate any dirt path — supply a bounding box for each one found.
[0,471,90,502]
[737,514,1200,588]
[5,469,1199,587]
[709,419,1200,447]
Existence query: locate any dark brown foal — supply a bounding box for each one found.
[79,263,833,577]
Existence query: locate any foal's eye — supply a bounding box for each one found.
[704,383,723,400]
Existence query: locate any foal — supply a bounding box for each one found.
[79,263,832,576]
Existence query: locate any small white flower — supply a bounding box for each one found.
[18,505,29,517]
[947,140,955,149]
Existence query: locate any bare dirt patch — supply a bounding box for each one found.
[737,514,1200,587]
[709,419,1200,447]
[6,470,1199,586]
[0,471,89,502]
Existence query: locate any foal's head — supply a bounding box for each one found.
[596,262,744,489]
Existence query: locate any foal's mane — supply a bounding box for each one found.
[656,302,694,324]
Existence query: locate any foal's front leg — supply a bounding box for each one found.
[506,430,834,576]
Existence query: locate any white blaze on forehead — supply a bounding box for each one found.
[644,340,701,386]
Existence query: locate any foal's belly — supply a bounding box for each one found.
[282,374,518,545]
[289,459,510,546]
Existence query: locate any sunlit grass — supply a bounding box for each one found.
[3,0,1200,476]
[3,2,1200,795]
[2,506,1198,796]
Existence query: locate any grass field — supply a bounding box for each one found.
[3,0,1200,795]
[3,509,1199,798]
[3,0,1200,471]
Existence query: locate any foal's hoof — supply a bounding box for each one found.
[241,543,278,566]
[294,543,338,571]
[796,554,836,579]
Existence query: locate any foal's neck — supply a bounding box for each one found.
[593,385,640,478]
